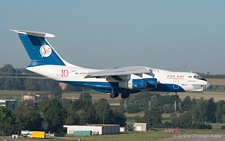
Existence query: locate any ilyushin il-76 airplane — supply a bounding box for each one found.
[11,30,211,99]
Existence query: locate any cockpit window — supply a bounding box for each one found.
[194,75,200,79]
[194,75,207,81]
[188,76,192,78]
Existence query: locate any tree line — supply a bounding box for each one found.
[0,96,126,136]
[122,93,225,129]
[199,72,225,79]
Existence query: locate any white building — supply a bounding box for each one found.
[63,124,120,135]
[133,123,148,131]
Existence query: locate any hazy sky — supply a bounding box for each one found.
[1,1,225,74]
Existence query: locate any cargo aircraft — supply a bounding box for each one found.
[11,30,211,99]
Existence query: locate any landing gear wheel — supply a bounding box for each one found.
[110,93,119,98]
[173,95,179,100]
[121,94,129,99]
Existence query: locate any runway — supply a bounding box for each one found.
[163,134,225,141]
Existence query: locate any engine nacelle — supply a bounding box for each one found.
[145,78,157,89]
[119,78,157,90]
[119,79,147,89]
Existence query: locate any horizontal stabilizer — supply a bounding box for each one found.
[10,29,55,38]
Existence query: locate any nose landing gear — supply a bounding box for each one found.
[167,92,179,100]
[173,94,179,100]
[172,92,179,100]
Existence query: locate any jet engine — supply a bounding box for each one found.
[119,78,157,90]
[119,79,146,89]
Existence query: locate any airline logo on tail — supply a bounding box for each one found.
[40,44,52,58]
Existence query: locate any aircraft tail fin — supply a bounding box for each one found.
[10,30,76,67]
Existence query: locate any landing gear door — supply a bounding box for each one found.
[173,79,179,89]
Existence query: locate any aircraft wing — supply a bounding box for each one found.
[86,66,152,77]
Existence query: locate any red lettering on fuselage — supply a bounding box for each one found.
[167,75,175,78]
[167,75,184,79]
[177,75,184,78]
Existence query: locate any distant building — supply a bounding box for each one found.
[22,93,51,102]
[63,124,120,135]
[133,123,148,131]
[23,94,37,101]
[0,99,18,110]
[35,93,52,99]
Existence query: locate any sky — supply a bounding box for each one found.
[1,1,225,74]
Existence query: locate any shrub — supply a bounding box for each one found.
[126,105,140,113]
[221,125,225,129]
[193,123,212,129]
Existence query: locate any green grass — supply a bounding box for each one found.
[162,117,170,123]
[210,123,225,129]
[125,112,174,124]
[0,94,21,99]
[5,129,225,141]
[1,90,225,102]
[124,112,145,118]
[125,112,145,125]
[212,125,222,129]
[207,89,225,92]
[126,117,135,125]
[5,132,173,141]
[63,89,103,94]
[167,91,225,102]
[0,90,49,94]
[0,90,50,100]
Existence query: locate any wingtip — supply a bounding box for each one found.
[9,29,18,32]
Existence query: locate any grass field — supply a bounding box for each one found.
[0,90,50,100]
[92,99,121,103]
[125,112,181,125]
[207,79,225,85]
[0,132,173,141]
[173,91,225,102]
[1,90,225,111]
[1,129,225,141]
[1,90,225,102]
[0,132,182,141]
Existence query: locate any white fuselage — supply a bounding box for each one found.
[27,65,210,93]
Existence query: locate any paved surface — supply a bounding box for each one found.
[0,136,17,141]
[163,134,225,141]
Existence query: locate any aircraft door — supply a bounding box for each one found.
[173,79,179,89]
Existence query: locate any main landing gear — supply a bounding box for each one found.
[109,93,130,99]
[121,94,129,99]
[110,93,119,98]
